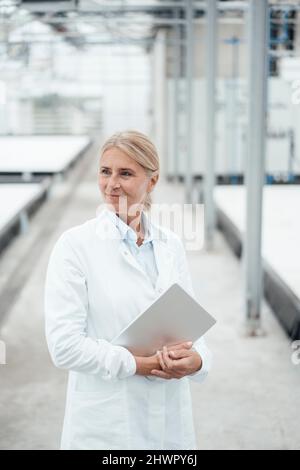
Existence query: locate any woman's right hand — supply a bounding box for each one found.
[134,341,193,376]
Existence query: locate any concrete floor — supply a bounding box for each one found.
[0,144,299,450]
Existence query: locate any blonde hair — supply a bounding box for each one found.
[100,130,160,211]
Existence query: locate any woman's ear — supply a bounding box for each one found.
[149,173,159,192]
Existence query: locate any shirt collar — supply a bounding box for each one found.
[105,209,154,245]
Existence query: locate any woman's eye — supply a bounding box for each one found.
[100,169,132,177]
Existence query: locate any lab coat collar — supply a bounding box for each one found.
[104,208,154,245]
[95,207,167,244]
[95,207,175,292]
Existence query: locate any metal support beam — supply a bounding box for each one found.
[153,29,168,179]
[173,6,181,183]
[244,0,269,335]
[204,0,218,249]
[24,0,298,18]
[184,0,194,204]
[76,2,250,14]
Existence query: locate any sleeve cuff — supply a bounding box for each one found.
[188,340,212,383]
[119,346,137,377]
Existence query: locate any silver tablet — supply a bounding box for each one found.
[111,283,216,356]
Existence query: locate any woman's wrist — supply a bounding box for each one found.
[134,355,159,376]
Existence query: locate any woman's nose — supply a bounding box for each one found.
[107,175,121,190]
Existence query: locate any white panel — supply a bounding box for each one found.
[0,136,89,173]
[215,185,300,298]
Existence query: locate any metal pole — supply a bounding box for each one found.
[244,0,269,335]
[185,0,194,204]
[153,29,168,178]
[173,6,181,183]
[204,0,218,249]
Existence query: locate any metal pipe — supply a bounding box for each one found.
[184,0,194,204]
[244,0,269,335]
[173,6,181,183]
[204,0,218,249]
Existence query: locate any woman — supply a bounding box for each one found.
[44,130,212,450]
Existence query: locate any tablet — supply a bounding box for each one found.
[111,282,216,356]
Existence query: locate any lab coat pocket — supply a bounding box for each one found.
[69,388,127,450]
[74,372,121,394]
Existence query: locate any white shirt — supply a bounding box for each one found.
[105,209,159,289]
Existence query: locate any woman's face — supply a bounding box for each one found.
[98,146,158,215]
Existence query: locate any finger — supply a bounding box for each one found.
[169,349,192,360]
[162,346,174,370]
[150,369,172,380]
[156,350,167,371]
[169,357,192,371]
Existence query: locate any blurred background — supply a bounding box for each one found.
[0,0,299,450]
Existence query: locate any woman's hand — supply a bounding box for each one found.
[150,345,202,380]
[134,341,194,377]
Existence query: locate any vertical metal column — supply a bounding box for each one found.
[153,29,168,177]
[173,6,181,183]
[204,0,218,249]
[185,0,194,203]
[244,0,269,335]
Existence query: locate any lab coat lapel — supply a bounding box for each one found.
[118,236,176,292]
[144,211,177,291]
[152,238,176,292]
[95,208,177,291]
[118,240,146,278]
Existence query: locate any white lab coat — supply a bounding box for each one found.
[44,208,212,450]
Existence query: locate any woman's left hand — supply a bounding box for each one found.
[150,345,202,380]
